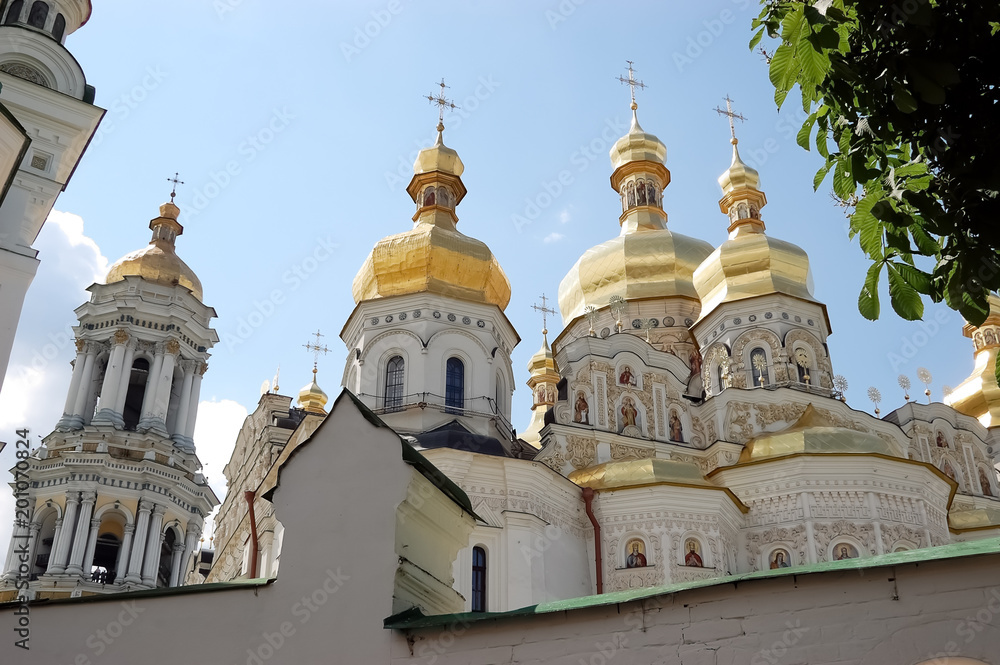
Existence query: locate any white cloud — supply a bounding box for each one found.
[0,210,109,553]
[543,232,564,244]
[193,398,249,541]
[558,209,571,224]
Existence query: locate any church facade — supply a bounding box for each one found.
[1,8,1000,661]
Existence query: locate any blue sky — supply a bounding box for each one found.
[0,0,975,545]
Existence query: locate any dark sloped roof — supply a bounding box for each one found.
[411,420,509,457]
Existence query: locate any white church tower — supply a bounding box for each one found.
[0,197,219,599]
[342,86,520,452]
[0,0,104,393]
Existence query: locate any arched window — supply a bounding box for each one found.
[4,0,23,24]
[715,363,726,394]
[384,355,404,412]
[445,357,464,412]
[157,528,178,587]
[494,372,504,415]
[749,347,769,387]
[122,358,150,431]
[52,13,64,40]
[471,546,487,612]
[27,1,47,28]
[91,533,120,584]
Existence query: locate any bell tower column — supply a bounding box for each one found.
[93,330,130,426]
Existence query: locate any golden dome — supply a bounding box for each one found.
[297,368,328,415]
[521,333,560,449]
[693,141,816,320]
[558,106,710,324]
[569,457,713,491]
[610,110,667,171]
[559,228,714,324]
[738,404,895,463]
[944,294,1000,427]
[352,125,511,310]
[413,123,465,176]
[105,202,203,301]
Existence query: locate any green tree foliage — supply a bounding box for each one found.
[752,0,1000,328]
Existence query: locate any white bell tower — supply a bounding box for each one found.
[0,197,220,599]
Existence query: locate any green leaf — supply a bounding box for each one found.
[833,160,855,199]
[816,127,830,158]
[858,262,882,321]
[851,196,882,258]
[749,28,765,51]
[886,263,924,320]
[910,226,940,256]
[813,161,833,190]
[769,44,795,107]
[796,113,816,150]
[892,261,932,294]
[892,83,918,113]
[795,33,830,85]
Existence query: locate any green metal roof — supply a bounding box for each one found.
[385,536,1000,630]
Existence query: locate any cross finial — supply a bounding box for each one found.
[713,95,747,144]
[616,60,647,110]
[426,78,459,129]
[166,172,184,203]
[303,330,330,373]
[531,294,557,336]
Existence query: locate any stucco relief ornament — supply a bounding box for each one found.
[113,329,130,345]
[75,338,86,353]
[565,436,597,470]
[166,339,181,355]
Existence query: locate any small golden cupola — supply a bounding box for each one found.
[297,367,328,415]
[944,294,1000,427]
[693,99,818,321]
[521,297,561,448]
[105,198,203,301]
[558,63,713,325]
[351,88,511,311]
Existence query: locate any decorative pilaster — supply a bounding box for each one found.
[93,330,130,427]
[112,338,138,416]
[114,524,134,583]
[138,350,165,431]
[141,504,167,585]
[68,345,98,428]
[56,339,88,430]
[81,517,102,579]
[48,493,80,574]
[171,360,196,446]
[182,363,206,448]
[141,340,179,436]
[180,524,200,588]
[65,491,97,575]
[168,542,184,587]
[125,503,151,584]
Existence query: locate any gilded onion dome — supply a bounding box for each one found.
[352,123,511,310]
[944,294,1000,427]
[297,367,328,415]
[693,139,816,320]
[521,332,560,449]
[738,404,896,463]
[105,201,204,301]
[558,107,713,324]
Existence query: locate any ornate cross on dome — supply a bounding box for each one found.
[303,330,330,371]
[166,172,184,203]
[616,60,646,108]
[714,95,747,143]
[531,294,557,336]
[426,78,459,125]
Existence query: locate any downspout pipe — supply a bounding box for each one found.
[582,487,602,594]
[244,490,259,579]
